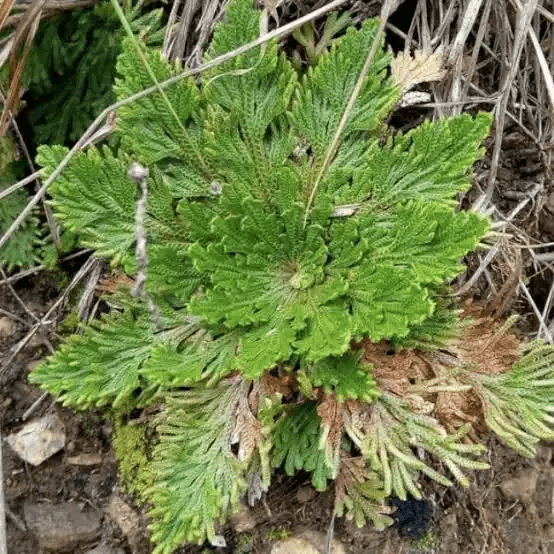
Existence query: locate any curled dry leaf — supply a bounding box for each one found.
[391,47,447,93]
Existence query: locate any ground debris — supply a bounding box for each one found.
[270,529,345,554]
[24,500,101,551]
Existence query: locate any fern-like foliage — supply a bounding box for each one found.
[464,341,554,457]
[334,455,393,530]
[272,402,334,491]
[36,1,492,379]
[24,0,164,145]
[30,0,554,551]
[0,136,44,270]
[0,166,43,271]
[148,378,254,552]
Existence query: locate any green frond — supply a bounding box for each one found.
[271,402,334,491]
[346,394,488,500]
[392,292,464,351]
[141,330,239,387]
[29,307,155,409]
[309,353,380,403]
[147,378,257,550]
[115,37,209,186]
[292,18,399,161]
[465,341,554,457]
[0,163,44,271]
[203,0,297,144]
[24,0,164,145]
[335,113,493,207]
[37,145,138,270]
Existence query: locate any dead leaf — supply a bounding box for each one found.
[391,47,447,93]
[0,0,49,135]
[230,382,263,462]
[261,370,296,396]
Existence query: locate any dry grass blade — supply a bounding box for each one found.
[0,0,17,31]
[447,0,485,66]
[526,13,554,118]
[486,0,539,203]
[166,0,201,61]
[0,429,6,554]
[0,0,48,135]
[2,0,95,29]
[0,255,97,380]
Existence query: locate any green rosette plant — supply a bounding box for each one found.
[28,1,554,552]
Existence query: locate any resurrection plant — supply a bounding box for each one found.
[29,0,554,551]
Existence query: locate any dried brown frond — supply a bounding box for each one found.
[335,454,366,496]
[455,301,522,376]
[96,273,135,294]
[391,47,447,93]
[342,398,373,443]
[230,382,263,462]
[317,393,343,473]
[354,338,433,397]
[261,370,297,396]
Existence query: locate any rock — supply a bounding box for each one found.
[106,495,146,554]
[24,501,101,551]
[0,316,18,340]
[84,545,125,554]
[296,485,316,503]
[270,529,346,554]
[230,504,257,533]
[7,413,65,465]
[500,467,540,505]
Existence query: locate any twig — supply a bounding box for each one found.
[520,279,554,344]
[0,170,40,202]
[485,0,539,204]
[0,255,96,379]
[324,510,336,554]
[0,307,29,327]
[0,249,92,288]
[5,507,25,533]
[0,267,42,327]
[22,391,49,421]
[0,430,7,554]
[456,247,499,296]
[128,163,163,329]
